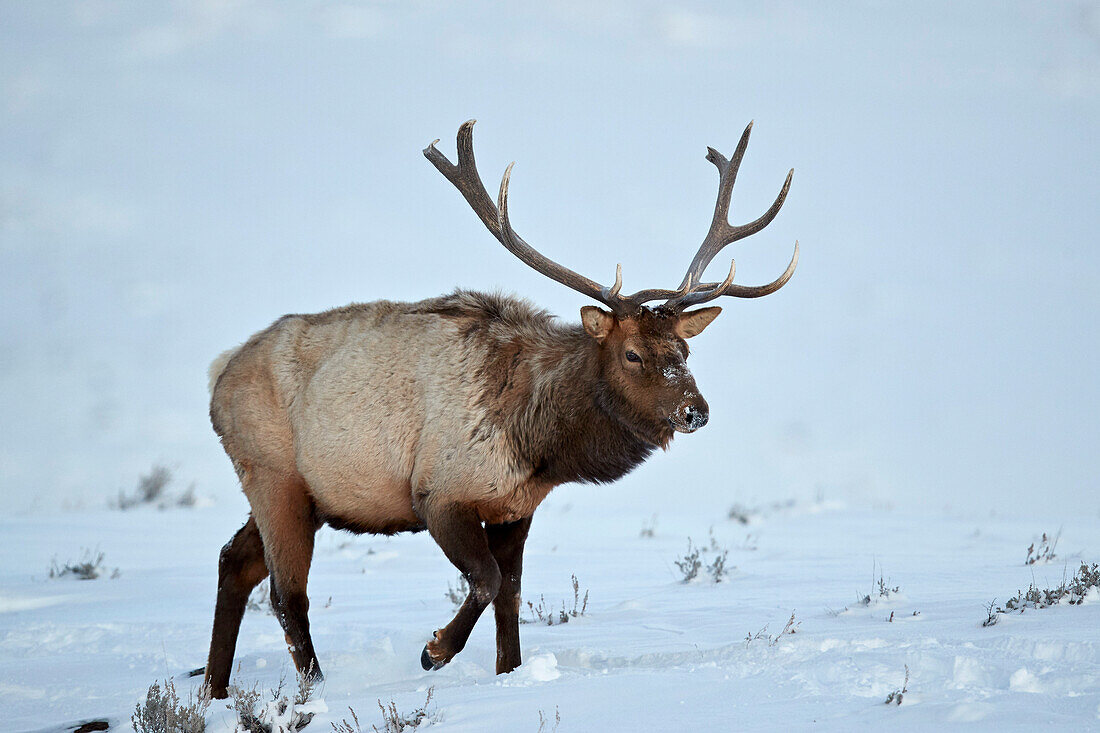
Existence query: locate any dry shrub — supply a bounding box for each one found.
[131,678,210,733]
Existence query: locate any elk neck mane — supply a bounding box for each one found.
[415,290,666,487]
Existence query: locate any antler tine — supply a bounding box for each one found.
[424,120,502,239]
[670,241,799,308]
[427,121,630,314]
[656,121,796,311]
[704,121,754,244]
[497,162,629,313]
[604,263,623,299]
[682,122,794,289]
[671,121,755,292]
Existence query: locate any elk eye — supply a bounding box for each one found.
[625,350,641,363]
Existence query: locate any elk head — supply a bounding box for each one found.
[425,120,797,443]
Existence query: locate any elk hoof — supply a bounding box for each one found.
[421,644,447,671]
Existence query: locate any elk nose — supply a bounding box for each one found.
[683,404,709,430]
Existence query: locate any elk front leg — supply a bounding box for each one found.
[486,517,531,674]
[421,503,501,670]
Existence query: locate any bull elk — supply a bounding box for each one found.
[203,120,797,697]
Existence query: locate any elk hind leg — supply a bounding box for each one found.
[421,503,501,670]
[249,469,323,683]
[205,516,268,699]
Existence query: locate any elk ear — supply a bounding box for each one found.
[675,307,722,339]
[580,306,616,342]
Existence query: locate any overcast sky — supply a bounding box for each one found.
[2,1,1098,519]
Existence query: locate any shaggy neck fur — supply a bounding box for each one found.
[525,331,665,485]
[422,290,670,488]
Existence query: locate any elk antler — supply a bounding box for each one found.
[424,120,629,314]
[424,120,798,316]
[661,121,798,309]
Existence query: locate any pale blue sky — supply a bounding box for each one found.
[2,1,1097,518]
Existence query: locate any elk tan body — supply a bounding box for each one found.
[203,120,798,698]
[211,293,625,535]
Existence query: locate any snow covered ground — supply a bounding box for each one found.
[3,490,1099,731]
[4,4,1098,731]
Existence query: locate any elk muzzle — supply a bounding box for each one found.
[670,397,709,433]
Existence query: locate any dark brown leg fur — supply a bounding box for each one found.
[205,516,268,699]
[487,517,531,674]
[207,466,322,697]
[250,471,323,683]
[421,504,502,670]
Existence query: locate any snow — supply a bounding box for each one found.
[2,4,1098,731]
[501,653,560,685]
[3,494,1099,731]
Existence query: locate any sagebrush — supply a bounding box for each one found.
[744,611,800,647]
[228,665,317,733]
[674,532,731,583]
[536,706,560,733]
[521,575,589,625]
[1025,531,1060,566]
[857,565,899,606]
[331,687,437,733]
[116,464,198,510]
[131,677,210,733]
[49,548,118,580]
[884,665,910,705]
[984,562,1100,623]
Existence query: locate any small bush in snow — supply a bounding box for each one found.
[707,548,730,583]
[884,665,910,705]
[982,599,999,627]
[984,562,1100,623]
[119,464,172,508]
[727,503,755,525]
[444,574,469,611]
[331,687,436,732]
[727,498,797,524]
[857,567,899,606]
[1025,531,1060,565]
[131,677,210,733]
[49,548,118,580]
[330,708,359,733]
[744,625,767,645]
[228,664,318,733]
[175,483,199,508]
[771,611,800,645]
[228,685,264,732]
[115,464,200,510]
[674,533,732,583]
[674,540,702,582]
[330,707,365,732]
[744,611,800,647]
[536,706,560,733]
[521,575,589,625]
[566,574,589,621]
